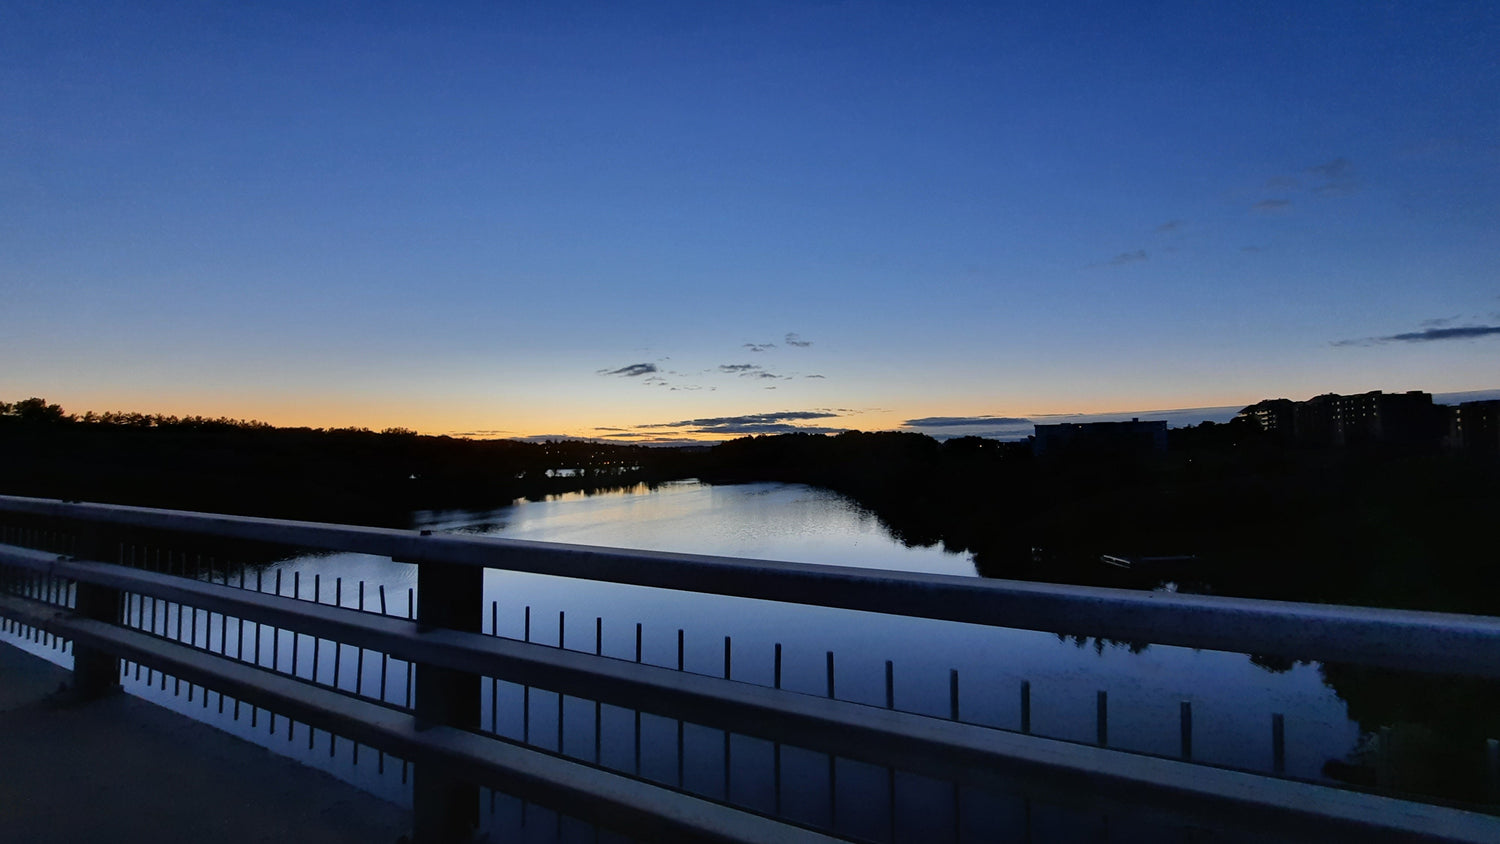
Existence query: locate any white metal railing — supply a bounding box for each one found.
[1,494,1498,843]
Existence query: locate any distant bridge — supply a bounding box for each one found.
[1,493,1498,843]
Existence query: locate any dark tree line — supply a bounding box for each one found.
[691,424,1500,806]
[0,398,695,526]
[6,397,1498,614]
[691,422,1500,616]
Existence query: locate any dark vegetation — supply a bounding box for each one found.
[1314,662,1500,804]
[697,422,1500,615]
[694,422,1500,803]
[5,396,1499,803]
[696,422,1500,803]
[5,396,1495,614]
[0,398,693,526]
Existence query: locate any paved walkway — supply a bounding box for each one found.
[0,642,411,843]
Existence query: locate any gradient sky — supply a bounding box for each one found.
[4,1,1497,442]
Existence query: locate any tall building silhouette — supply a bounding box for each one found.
[1238,390,1439,446]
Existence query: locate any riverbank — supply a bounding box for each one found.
[0,643,410,843]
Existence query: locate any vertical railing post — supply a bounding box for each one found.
[411,548,482,844]
[70,523,121,699]
[1486,738,1499,805]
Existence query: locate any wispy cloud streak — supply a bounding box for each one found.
[631,410,845,435]
[597,363,658,377]
[904,415,1031,427]
[1333,324,1500,346]
[642,410,840,429]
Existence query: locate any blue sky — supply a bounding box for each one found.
[3,1,1497,441]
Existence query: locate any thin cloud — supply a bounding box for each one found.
[784,333,813,347]
[805,374,826,379]
[1241,245,1262,253]
[642,411,842,434]
[1420,315,1461,328]
[1253,199,1291,213]
[1155,220,1183,233]
[1308,158,1350,180]
[669,419,841,434]
[696,421,840,434]
[717,363,786,379]
[744,343,776,353]
[904,415,1032,428]
[1109,250,1148,266]
[1308,158,1359,194]
[1333,324,1500,346]
[597,363,658,377]
[1380,325,1500,343]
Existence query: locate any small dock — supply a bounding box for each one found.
[0,643,409,844]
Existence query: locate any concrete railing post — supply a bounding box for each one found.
[70,524,121,699]
[412,553,483,843]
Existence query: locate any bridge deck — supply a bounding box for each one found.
[0,643,409,844]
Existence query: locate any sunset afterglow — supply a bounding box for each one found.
[4,2,1496,441]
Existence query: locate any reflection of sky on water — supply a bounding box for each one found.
[416,479,978,576]
[0,478,1364,821]
[403,480,1358,782]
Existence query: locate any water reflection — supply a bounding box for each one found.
[0,479,1408,839]
[408,480,1356,782]
[414,479,979,577]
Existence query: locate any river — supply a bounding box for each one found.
[4,479,1373,839]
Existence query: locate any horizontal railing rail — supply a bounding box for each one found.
[3,495,1500,843]
[3,549,1497,844]
[0,590,840,844]
[3,494,1500,676]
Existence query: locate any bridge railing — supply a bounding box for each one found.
[1,494,1498,843]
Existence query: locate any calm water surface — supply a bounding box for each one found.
[416,479,978,575]
[1,479,1368,837]
[409,480,1356,779]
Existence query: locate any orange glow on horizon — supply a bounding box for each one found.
[15,382,1497,444]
